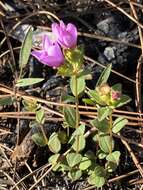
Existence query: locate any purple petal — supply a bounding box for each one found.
[31,50,46,62]
[67,23,77,41]
[31,44,64,68]
[62,35,73,48]
[42,56,64,67]
[60,20,66,30]
[52,23,61,40]
[48,43,63,58]
[43,35,51,51]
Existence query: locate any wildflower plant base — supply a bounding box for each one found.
[16,21,131,188]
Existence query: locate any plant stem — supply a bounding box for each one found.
[75,74,80,153]
[40,124,48,144]
[109,113,113,153]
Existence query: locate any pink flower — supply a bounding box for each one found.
[52,20,77,49]
[111,90,121,101]
[31,35,64,68]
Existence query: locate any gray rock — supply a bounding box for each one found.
[97,17,120,37]
[104,47,116,61]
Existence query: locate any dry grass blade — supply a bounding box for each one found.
[121,135,143,177]
[104,0,143,30]
[84,56,136,84]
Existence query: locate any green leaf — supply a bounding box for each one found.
[97,150,107,160]
[69,124,85,142]
[48,154,61,171]
[58,131,68,144]
[59,159,71,171]
[94,165,106,177]
[99,133,114,153]
[0,96,13,106]
[60,163,71,171]
[65,45,84,69]
[88,175,105,187]
[57,61,73,76]
[66,153,82,168]
[61,94,75,103]
[87,90,106,105]
[90,119,110,133]
[22,99,38,111]
[32,133,47,147]
[106,161,117,172]
[96,64,112,87]
[72,135,86,152]
[97,107,112,121]
[111,83,122,92]
[113,95,131,108]
[106,151,120,164]
[70,75,85,96]
[78,69,92,79]
[85,151,95,160]
[68,170,82,181]
[48,132,61,153]
[16,78,44,87]
[112,117,128,133]
[19,26,33,69]
[63,107,76,128]
[79,157,91,170]
[88,166,106,187]
[48,154,60,164]
[36,109,45,124]
[82,98,95,105]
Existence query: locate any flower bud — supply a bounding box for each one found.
[111,90,121,101]
[96,83,111,96]
[52,20,77,49]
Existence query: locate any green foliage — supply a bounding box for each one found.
[79,156,91,170]
[111,83,122,92]
[72,135,86,152]
[22,99,38,112]
[90,119,109,133]
[0,96,13,106]
[16,78,44,87]
[19,26,33,70]
[112,117,128,133]
[36,109,45,124]
[48,132,61,153]
[106,151,120,172]
[57,61,73,76]
[99,133,114,153]
[106,151,120,164]
[97,150,107,160]
[48,154,60,163]
[106,161,118,172]
[65,45,84,70]
[32,133,47,147]
[63,107,77,128]
[66,153,82,167]
[82,98,95,105]
[69,124,85,142]
[96,64,112,87]
[88,166,106,187]
[58,131,68,144]
[97,107,112,121]
[70,75,85,96]
[58,46,84,76]
[112,95,131,108]
[61,94,75,103]
[87,90,106,105]
[68,170,82,181]
[25,40,131,188]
